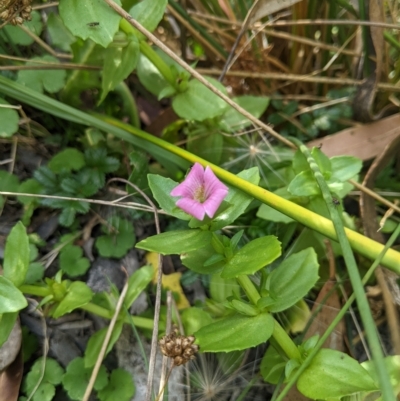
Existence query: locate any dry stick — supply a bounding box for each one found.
[18,24,72,60]
[107,177,162,401]
[82,267,129,401]
[102,0,295,150]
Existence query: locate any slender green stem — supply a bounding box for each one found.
[119,19,176,87]
[236,275,300,361]
[292,139,395,401]
[236,275,260,305]
[276,223,400,401]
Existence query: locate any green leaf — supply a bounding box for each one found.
[330,155,362,182]
[84,320,124,368]
[84,148,120,187]
[148,174,191,220]
[297,349,378,399]
[136,229,212,255]
[0,98,19,138]
[129,0,167,33]
[311,147,331,177]
[62,357,108,400]
[172,77,229,121]
[17,179,42,206]
[221,236,281,279]
[127,150,149,191]
[59,207,77,227]
[3,222,30,287]
[124,265,153,308]
[261,248,319,313]
[0,170,20,208]
[97,368,135,401]
[0,312,18,348]
[260,344,286,384]
[187,129,223,165]
[287,170,320,197]
[59,245,90,277]
[100,34,140,103]
[47,13,75,52]
[195,312,274,352]
[181,307,213,335]
[17,56,66,94]
[1,11,43,46]
[52,281,93,318]
[23,357,64,401]
[48,148,85,173]
[24,263,45,285]
[222,95,270,130]
[95,216,136,258]
[210,167,260,231]
[59,0,122,48]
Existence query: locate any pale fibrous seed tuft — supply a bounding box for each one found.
[159,327,199,366]
[0,0,33,25]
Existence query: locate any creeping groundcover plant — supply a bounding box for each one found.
[136,155,400,401]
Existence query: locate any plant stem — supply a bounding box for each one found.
[236,275,300,361]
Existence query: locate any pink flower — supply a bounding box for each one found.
[171,163,229,220]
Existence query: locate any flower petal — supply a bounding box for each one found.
[170,163,205,197]
[176,198,206,220]
[202,188,229,218]
[203,166,229,198]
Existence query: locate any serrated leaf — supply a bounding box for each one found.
[3,221,30,287]
[59,0,122,48]
[95,216,135,258]
[100,34,140,103]
[59,207,77,227]
[59,245,90,277]
[17,55,66,94]
[0,98,19,138]
[172,77,229,121]
[129,0,167,33]
[48,148,85,173]
[33,166,57,189]
[195,312,274,352]
[98,369,135,401]
[1,11,43,46]
[62,357,108,400]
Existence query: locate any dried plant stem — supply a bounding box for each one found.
[102,0,295,150]
[82,268,129,401]
[107,178,162,401]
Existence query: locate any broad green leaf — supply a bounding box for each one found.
[17,56,66,94]
[187,129,223,165]
[311,147,331,178]
[260,344,286,384]
[59,0,122,48]
[148,174,191,220]
[47,13,75,52]
[59,245,90,277]
[195,312,274,352]
[172,77,229,121]
[330,155,362,182]
[100,34,140,103]
[0,170,20,208]
[181,241,226,274]
[1,11,42,46]
[52,281,93,318]
[48,148,85,173]
[209,273,240,304]
[84,320,124,368]
[95,216,135,258]
[261,248,319,313]
[97,368,135,401]
[17,179,42,206]
[221,236,281,279]
[222,95,270,130]
[3,222,30,287]
[130,0,167,33]
[62,357,108,400]
[24,262,45,285]
[124,265,153,308]
[23,357,64,401]
[136,230,212,255]
[287,170,320,197]
[181,307,213,335]
[257,203,294,223]
[0,98,19,137]
[210,167,260,231]
[297,349,378,399]
[0,312,18,348]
